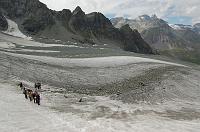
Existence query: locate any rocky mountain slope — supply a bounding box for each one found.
[0,0,152,54]
[0,11,7,31]
[193,23,200,34]
[111,15,200,64]
[111,15,167,33]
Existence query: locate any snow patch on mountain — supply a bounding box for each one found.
[136,15,151,21]
[169,24,193,30]
[169,24,182,30]
[111,15,167,33]
[2,18,32,40]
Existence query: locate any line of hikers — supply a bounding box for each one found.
[18,82,41,105]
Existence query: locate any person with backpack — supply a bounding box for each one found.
[27,89,33,102]
[23,87,28,99]
[35,82,41,89]
[18,82,23,90]
[36,93,40,105]
[32,92,36,103]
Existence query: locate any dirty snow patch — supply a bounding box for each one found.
[0,42,16,49]
[2,18,32,40]
[17,49,60,53]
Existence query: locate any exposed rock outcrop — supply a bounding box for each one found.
[111,15,200,64]
[0,11,8,31]
[119,25,152,53]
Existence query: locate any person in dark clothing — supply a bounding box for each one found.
[38,83,41,89]
[23,88,28,99]
[36,93,40,105]
[28,90,33,102]
[18,82,23,90]
[32,92,36,103]
[25,93,28,99]
[35,83,41,89]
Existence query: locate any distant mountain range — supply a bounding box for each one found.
[0,0,152,54]
[111,15,200,64]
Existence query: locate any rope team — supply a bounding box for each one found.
[18,82,41,105]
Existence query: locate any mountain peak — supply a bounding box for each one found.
[74,6,82,11]
[194,23,200,28]
[73,6,84,15]
[137,15,151,21]
[169,24,193,30]
[151,14,158,19]
[136,14,159,21]
[120,24,132,31]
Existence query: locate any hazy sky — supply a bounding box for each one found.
[39,0,200,25]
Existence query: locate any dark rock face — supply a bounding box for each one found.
[0,0,26,18]
[0,11,8,31]
[68,6,86,32]
[111,16,200,63]
[21,0,55,34]
[0,0,153,54]
[56,9,72,26]
[141,24,185,50]
[70,11,152,53]
[68,11,152,53]
[86,12,112,29]
[0,0,55,34]
[120,25,153,53]
[85,12,122,40]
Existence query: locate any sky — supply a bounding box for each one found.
[39,0,200,25]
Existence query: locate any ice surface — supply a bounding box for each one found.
[1,51,186,68]
[0,42,16,49]
[15,49,60,53]
[0,82,76,132]
[0,51,168,86]
[1,82,200,132]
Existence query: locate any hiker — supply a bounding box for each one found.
[23,88,28,99]
[27,89,33,102]
[32,92,36,103]
[34,83,37,89]
[18,82,23,90]
[36,93,40,105]
[35,82,41,89]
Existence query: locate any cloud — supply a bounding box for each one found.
[39,0,200,24]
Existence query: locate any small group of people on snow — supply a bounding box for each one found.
[18,82,41,105]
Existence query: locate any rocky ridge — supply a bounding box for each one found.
[0,0,153,54]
